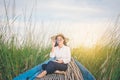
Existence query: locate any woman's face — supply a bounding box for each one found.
[56,36,64,46]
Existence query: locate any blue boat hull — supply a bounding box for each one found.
[13,58,96,80]
[75,60,96,80]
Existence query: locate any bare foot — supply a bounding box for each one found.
[55,70,66,75]
[36,71,47,78]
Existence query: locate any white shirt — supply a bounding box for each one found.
[50,45,71,64]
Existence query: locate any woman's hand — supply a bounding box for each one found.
[52,40,56,47]
[50,40,56,54]
[55,60,64,63]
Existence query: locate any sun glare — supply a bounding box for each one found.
[67,25,105,48]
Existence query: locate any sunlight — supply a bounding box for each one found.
[66,23,107,48]
[83,35,97,48]
[70,33,98,48]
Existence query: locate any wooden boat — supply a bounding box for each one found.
[13,58,96,80]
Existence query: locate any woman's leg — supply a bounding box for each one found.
[42,64,47,70]
[45,61,68,73]
[45,61,56,74]
[54,70,66,75]
[36,61,68,78]
[36,70,47,78]
[36,61,56,78]
[53,62,67,75]
[54,62,68,71]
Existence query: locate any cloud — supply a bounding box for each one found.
[32,0,107,22]
[36,0,104,15]
[1,0,119,22]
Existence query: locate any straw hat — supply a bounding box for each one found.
[51,34,69,42]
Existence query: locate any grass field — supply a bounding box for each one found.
[0,2,120,79]
[0,0,120,80]
[0,20,120,80]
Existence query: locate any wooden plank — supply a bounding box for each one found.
[36,58,84,80]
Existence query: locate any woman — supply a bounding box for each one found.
[36,34,71,78]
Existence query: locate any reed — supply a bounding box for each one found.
[72,15,120,80]
[0,0,120,79]
[0,18,120,80]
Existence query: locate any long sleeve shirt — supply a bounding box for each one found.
[50,45,71,64]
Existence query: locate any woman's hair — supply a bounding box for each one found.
[55,34,67,47]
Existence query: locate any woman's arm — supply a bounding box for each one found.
[50,40,56,58]
[55,47,71,64]
[62,47,71,64]
[55,60,64,63]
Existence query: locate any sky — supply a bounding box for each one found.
[0,0,120,47]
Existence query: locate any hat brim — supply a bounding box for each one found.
[51,35,69,42]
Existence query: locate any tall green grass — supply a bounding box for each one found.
[0,19,120,80]
[72,42,120,80]
[72,15,120,80]
[0,0,120,79]
[0,0,51,79]
[0,34,51,80]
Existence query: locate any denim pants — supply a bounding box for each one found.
[42,61,68,74]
